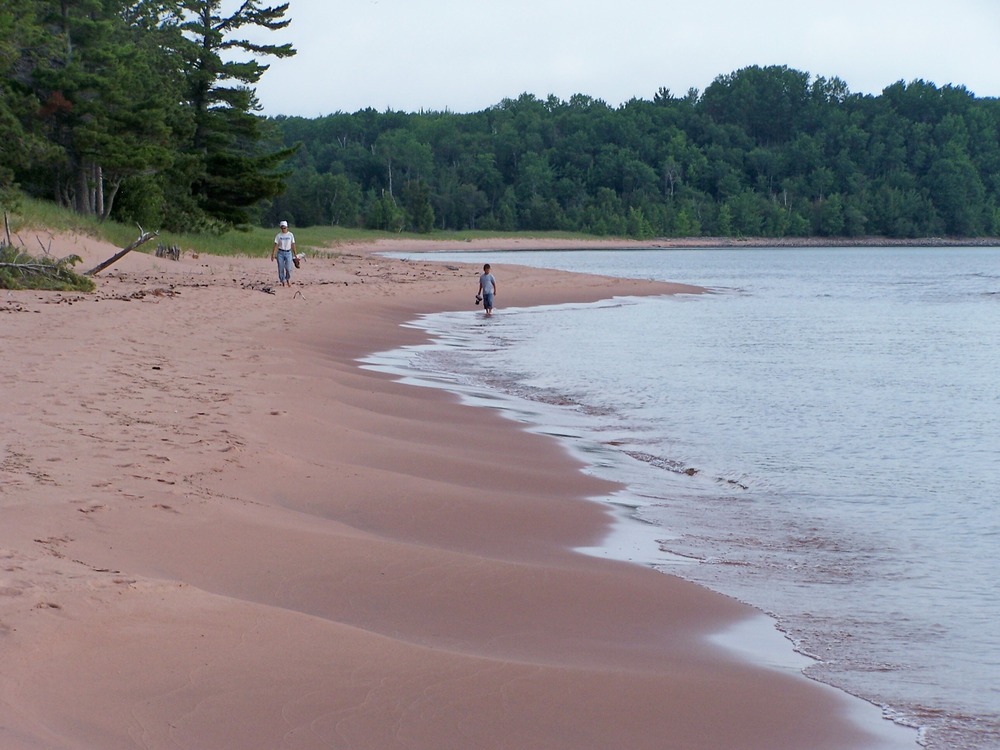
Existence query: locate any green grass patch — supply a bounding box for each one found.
[3,194,605,263]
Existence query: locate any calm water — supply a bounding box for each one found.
[365,246,1000,749]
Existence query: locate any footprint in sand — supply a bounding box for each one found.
[152,503,179,513]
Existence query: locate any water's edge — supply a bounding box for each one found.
[360,311,920,750]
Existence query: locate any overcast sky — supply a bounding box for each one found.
[249,0,1000,117]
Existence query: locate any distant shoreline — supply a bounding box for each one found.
[649,235,1000,248]
[331,233,1000,257]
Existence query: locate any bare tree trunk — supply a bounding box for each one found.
[76,163,90,214]
[95,164,105,218]
[84,226,159,276]
[103,176,122,220]
[56,175,71,208]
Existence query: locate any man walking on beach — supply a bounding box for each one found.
[271,220,296,287]
[479,263,497,316]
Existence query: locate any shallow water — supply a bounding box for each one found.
[366,246,1000,749]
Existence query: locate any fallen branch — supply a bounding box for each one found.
[84,224,159,276]
[0,254,93,291]
[0,262,69,272]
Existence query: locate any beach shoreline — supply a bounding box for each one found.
[0,233,916,749]
[328,234,1000,257]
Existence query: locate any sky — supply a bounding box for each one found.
[247,0,1000,117]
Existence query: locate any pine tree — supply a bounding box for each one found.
[177,0,297,227]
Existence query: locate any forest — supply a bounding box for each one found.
[1,0,295,231]
[268,74,1000,239]
[3,1,1000,239]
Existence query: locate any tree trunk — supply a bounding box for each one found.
[84,228,159,276]
[95,163,105,218]
[76,165,89,214]
[102,176,122,220]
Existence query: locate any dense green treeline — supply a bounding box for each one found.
[0,0,295,231]
[268,67,1000,238]
[3,1,999,240]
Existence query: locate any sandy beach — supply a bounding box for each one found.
[0,232,915,749]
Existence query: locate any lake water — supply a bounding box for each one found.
[364,246,1000,750]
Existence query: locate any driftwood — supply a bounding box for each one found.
[0,256,88,288]
[0,262,71,271]
[0,218,93,290]
[84,225,159,276]
[155,243,181,261]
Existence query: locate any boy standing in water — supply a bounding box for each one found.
[478,263,497,316]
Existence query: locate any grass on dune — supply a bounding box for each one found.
[148,226,600,258]
[5,195,599,260]
[5,198,365,258]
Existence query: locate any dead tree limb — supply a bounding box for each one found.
[0,258,89,288]
[0,262,64,271]
[84,224,159,276]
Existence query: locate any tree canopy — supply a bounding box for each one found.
[268,67,1000,239]
[0,0,295,230]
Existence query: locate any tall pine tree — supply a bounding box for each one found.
[178,0,297,227]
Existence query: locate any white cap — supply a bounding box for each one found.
[279,220,288,227]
